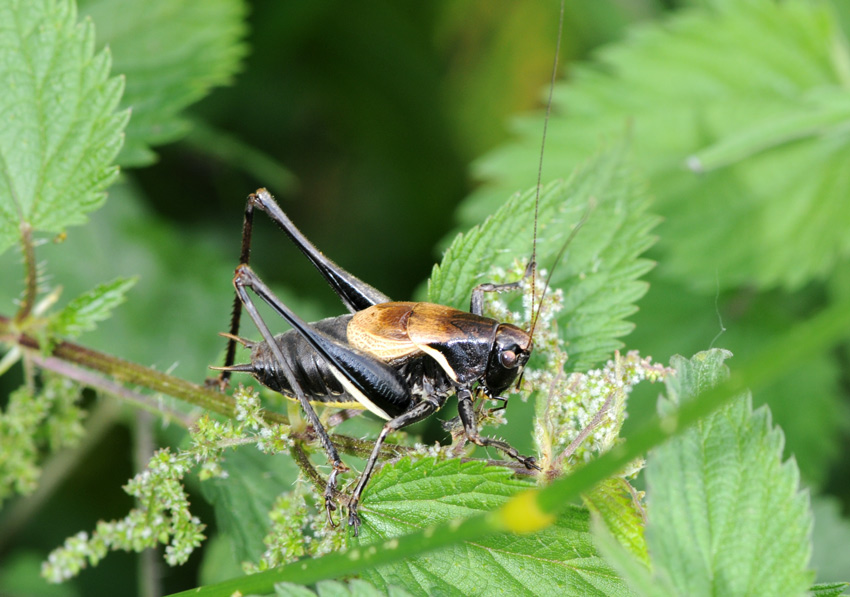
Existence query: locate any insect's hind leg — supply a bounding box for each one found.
[250,189,390,311]
[218,193,260,388]
[469,260,535,316]
[231,265,347,524]
[218,189,392,388]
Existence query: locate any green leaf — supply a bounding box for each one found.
[591,519,672,597]
[644,350,814,596]
[583,478,648,566]
[811,582,850,597]
[811,496,850,584]
[275,579,416,597]
[197,533,244,587]
[48,276,136,338]
[78,0,248,166]
[357,458,631,597]
[466,0,850,291]
[0,0,127,256]
[629,277,844,486]
[199,445,299,564]
[430,143,657,372]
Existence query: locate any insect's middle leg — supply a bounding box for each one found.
[469,260,535,315]
[347,395,446,535]
[231,265,347,522]
[457,388,540,470]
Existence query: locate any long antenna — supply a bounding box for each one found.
[529,0,565,337]
[528,199,594,337]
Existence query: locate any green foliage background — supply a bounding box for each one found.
[1,0,849,595]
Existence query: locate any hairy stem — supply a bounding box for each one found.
[14,222,37,324]
[28,351,197,428]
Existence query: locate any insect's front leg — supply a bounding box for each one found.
[457,388,540,471]
[232,265,347,522]
[347,395,446,535]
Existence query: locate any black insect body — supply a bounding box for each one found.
[215,188,539,532]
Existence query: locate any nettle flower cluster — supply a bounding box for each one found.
[535,350,672,476]
[480,261,673,477]
[0,374,86,506]
[41,386,321,582]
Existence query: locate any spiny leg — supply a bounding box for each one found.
[218,188,391,388]
[457,388,540,471]
[347,396,445,535]
[250,189,390,311]
[232,265,347,523]
[219,196,258,388]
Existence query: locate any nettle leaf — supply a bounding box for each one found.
[810,582,850,597]
[583,478,648,566]
[591,519,672,597]
[629,277,843,487]
[811,496,850,585]
[0,0,127,256]
[78,0,248,166]
[200,446,300,565]
[464,0,849,291]
[643,350,813,596]
[275,579,416,597]
[430,143,657,372]
[48,276,136,339]
[357,458,632,597]
[811,582,850,597]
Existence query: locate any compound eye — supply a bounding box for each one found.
[499,350,518,369]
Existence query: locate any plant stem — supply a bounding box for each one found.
[0,313,406,459]
[134,410,161,597]
[14,222,37,324]
[1,313,249,420]
[28,351,197,428]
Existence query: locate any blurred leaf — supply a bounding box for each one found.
[183,120,298,194]
[583,478,648,566]
[465,0,850,291]
[358,458,632,597]
[0,0,127,256]
[686,88,850,173]
[48,277,136,339]
[199,446,299,565]
[430,143,657,372]
[645,350,813,596]
[197,533,244,587]
[0,551,77,597]
[811,496,850,584]
[629,276,844,487]
[275,579,415,597]
[78,0,248,166]
[811,582,850,597]
[591,518,671,597]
